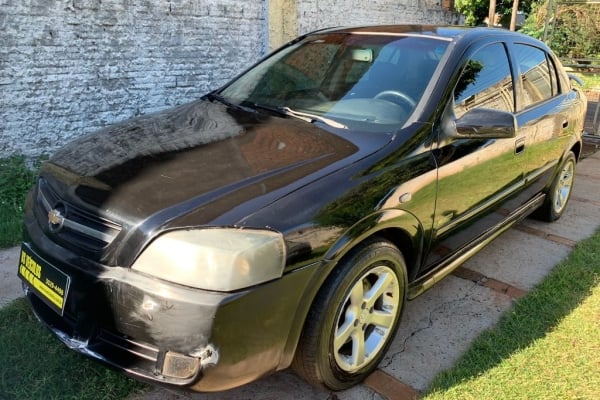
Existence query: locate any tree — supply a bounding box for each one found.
[455,0,537,26]
[521,0,600,58]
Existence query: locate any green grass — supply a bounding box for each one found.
[0,299,147,400]
[0,156,39,248]
[424,229,600,400]
[573,72,600,90]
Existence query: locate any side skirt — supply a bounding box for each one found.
[407,193,546,300]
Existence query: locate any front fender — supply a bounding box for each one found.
[278,208,424,369]
[324,208,424,269]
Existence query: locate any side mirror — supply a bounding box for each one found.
[454,108,517,139]
[568,73,583,87]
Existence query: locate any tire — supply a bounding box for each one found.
[535,152,576,222]
[293,238,407,391]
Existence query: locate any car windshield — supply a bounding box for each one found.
[218,33,449,132]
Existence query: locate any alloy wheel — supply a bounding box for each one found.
[333,265,400,372]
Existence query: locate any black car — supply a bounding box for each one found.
[18,25,587,391]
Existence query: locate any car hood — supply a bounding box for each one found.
[44,98,391,229]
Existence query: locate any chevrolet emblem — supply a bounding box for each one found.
[48,209,65,232]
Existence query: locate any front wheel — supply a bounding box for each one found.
[293,238,407,390]
[535,152,576,222]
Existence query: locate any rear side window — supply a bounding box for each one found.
[514,44,557,109]
[454,43,514,119]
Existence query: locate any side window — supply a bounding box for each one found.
[513,44,555,109]
[454,43,514,119]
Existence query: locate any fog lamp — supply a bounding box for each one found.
[161,351,201,379]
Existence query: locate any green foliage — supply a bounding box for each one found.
[521,0,600,58]
[580,73,600,90]
[0,156,41,247]
[455,0,490,26]
[455,0,536,26]
[0,156,38,213]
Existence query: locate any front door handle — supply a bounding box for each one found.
[515,138,525,154]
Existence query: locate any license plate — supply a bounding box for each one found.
[18,244,71,316]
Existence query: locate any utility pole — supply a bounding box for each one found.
[510,0,520,31]
[543,0,554,42]
[488,0,497,27]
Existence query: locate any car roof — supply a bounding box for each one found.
[317,25,467,38]
[309,25,541,47]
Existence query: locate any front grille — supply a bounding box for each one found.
[36,178,122,252]
[27,292,159,374]
[96,330,159,363]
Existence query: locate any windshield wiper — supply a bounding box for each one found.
[252,103,347,129]
[281,107,347,129]
[207,93,257,114]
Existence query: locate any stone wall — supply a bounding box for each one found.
[1,0,267,158]
[1,0,459,158]
[297,0,460,36]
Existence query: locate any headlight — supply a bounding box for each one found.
[131,228,286,291]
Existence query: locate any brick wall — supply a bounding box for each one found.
[297,0,461,34]
[1,0,459,159]
[0,0,267,158]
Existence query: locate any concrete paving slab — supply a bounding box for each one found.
[576,160,600,180]
[571,178,600,204]
[462,227,572,290]
[586,149,600,161]
[380,276,513,392]
[0,246,21,307]
[516,155,600,244]
[569,184,600,219]
[520,194,600,244]
[129,369,382,400]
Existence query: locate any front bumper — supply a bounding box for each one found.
[22,216,322,392]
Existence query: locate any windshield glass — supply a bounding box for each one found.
[219,33,449,132]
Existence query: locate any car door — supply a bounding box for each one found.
[424,40,526,268]
[510,42,579,198]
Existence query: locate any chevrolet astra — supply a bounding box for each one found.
[19,25,587,391]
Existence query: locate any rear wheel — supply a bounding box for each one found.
[293,238,407,390]
[536,152,576,222]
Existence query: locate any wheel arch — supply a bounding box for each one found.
[279,209,425,370]
[323,209,425,281]
[570,140,581,162]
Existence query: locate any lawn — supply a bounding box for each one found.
[424,229,600,400]
[578,72,600,90]
[0,299,147,400]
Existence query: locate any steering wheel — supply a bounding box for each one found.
[374,90,417,109]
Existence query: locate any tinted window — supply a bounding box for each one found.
[454,43,514,119]
[219,34,449,132]
[514,44,554,109]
